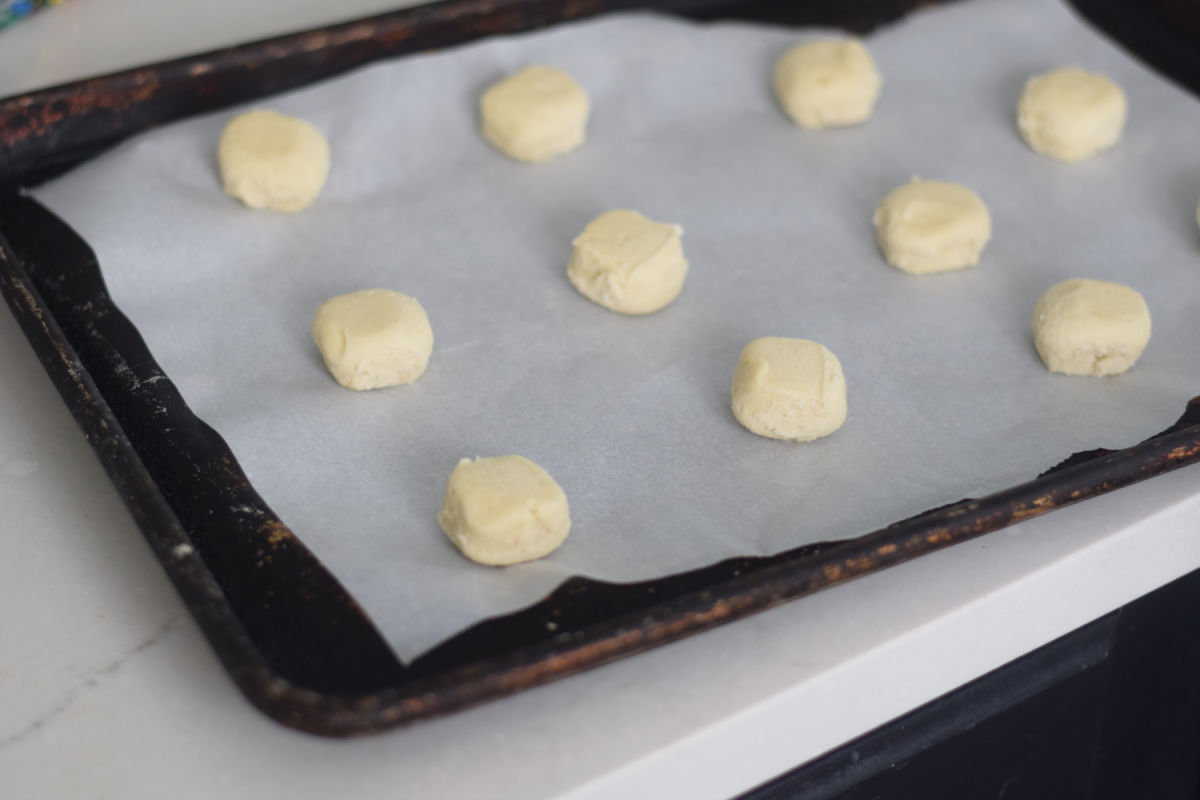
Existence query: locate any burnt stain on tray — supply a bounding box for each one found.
[1,0,1200,736]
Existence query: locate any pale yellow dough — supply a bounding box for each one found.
[873,180,992,275]
[1017,67,1127,163]
[311,289,433,390]
[568,209,688,314]
[438,456,571,566]
[1032,279,1150,376]
[731,338,847,442]
[218,109,330,212]
[480,65,590,163]
[773,39,881,129]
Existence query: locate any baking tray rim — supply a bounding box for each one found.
[2,0,1199,737]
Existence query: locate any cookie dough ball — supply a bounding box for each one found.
[1032,279,1150,376]
[1017,67,1127,163]
[438,456,571,566]
[311,289,433,390]
[873,180,992,274]
[480,65,589,163]
[731,338,847,442]
[568,209,688,314]
[773,39,881,129]
[218,109,330,212]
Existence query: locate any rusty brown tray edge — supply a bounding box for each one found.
[1,0,1199,737]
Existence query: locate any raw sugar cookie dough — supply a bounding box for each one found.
[1032,279,1150,376]
[480,65,590,163]
[731,338,847,442]
[218,109,330,212]
[568,209,688,314]
[773,39,882,129]
[874,180,992,274]
[311,289,433,390]
[438,456,571,566]
[1017,67,1127,163]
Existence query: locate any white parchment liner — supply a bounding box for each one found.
[33,0,1200,660]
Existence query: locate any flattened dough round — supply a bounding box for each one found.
[1032,279,1150,376]
[1017,67,1126,163]
[773,39,881,129]
[731,338,847,442]
[218,109,330,212]
[438,456,571,566]
[873,179,992,274]
[480,65,590,163]
[311,289,433,390]
[568,209,688,314]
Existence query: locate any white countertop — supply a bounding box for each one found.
[3,2,1200,798]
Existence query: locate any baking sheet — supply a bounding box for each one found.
[31,0,1200,661]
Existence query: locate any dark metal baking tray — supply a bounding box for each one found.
[1,0,1198,737]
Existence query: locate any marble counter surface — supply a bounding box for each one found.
[3,2,1200,798]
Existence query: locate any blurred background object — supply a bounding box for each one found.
[2,0,62,30]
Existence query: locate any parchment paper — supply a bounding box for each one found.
[32,0,1200,661]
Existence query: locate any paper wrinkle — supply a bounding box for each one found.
[33,0,1200,661]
